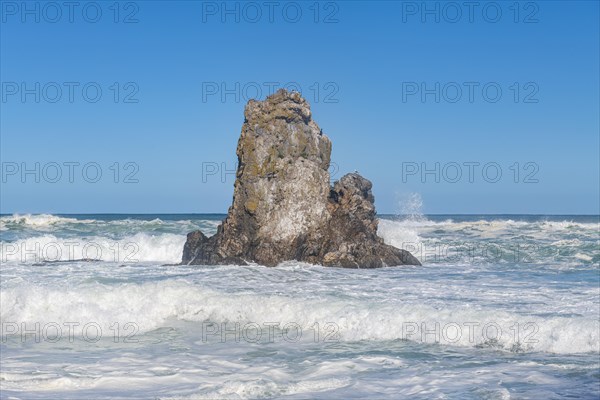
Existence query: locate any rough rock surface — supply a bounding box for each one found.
[182,89,420,268]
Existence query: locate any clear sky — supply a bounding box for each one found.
[1,0,598,214]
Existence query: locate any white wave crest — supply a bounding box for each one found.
[377,219,422,249]
[0,214,95,229]
[0,233,186,264]
[1,279,597,355]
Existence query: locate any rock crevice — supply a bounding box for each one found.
[182,89,420,268]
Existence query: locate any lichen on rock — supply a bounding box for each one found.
[182,89,420,268]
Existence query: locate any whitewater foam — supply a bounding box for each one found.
[0,214,96,229]
[1,278,597,354]
[0,233,186,264]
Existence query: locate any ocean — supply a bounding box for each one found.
[0,213,598,399]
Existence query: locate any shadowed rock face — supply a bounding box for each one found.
[182,89,420,268]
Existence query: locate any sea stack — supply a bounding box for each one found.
[182,89,420,268]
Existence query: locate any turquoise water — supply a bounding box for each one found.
[1,214,598,399]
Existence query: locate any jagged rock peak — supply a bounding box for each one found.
[182,89,420,268]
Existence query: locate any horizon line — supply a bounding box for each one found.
[1,212,599,217]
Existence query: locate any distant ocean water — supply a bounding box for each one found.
[0,213,598,399]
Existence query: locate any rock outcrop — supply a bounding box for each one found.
[182,89,420,268]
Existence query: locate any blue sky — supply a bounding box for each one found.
[1,0,598,214]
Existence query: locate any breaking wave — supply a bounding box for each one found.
[1,279,598,354]
[0,233,186,264]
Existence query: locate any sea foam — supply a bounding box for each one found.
[0,233,186,264]
[1,279,597,354]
